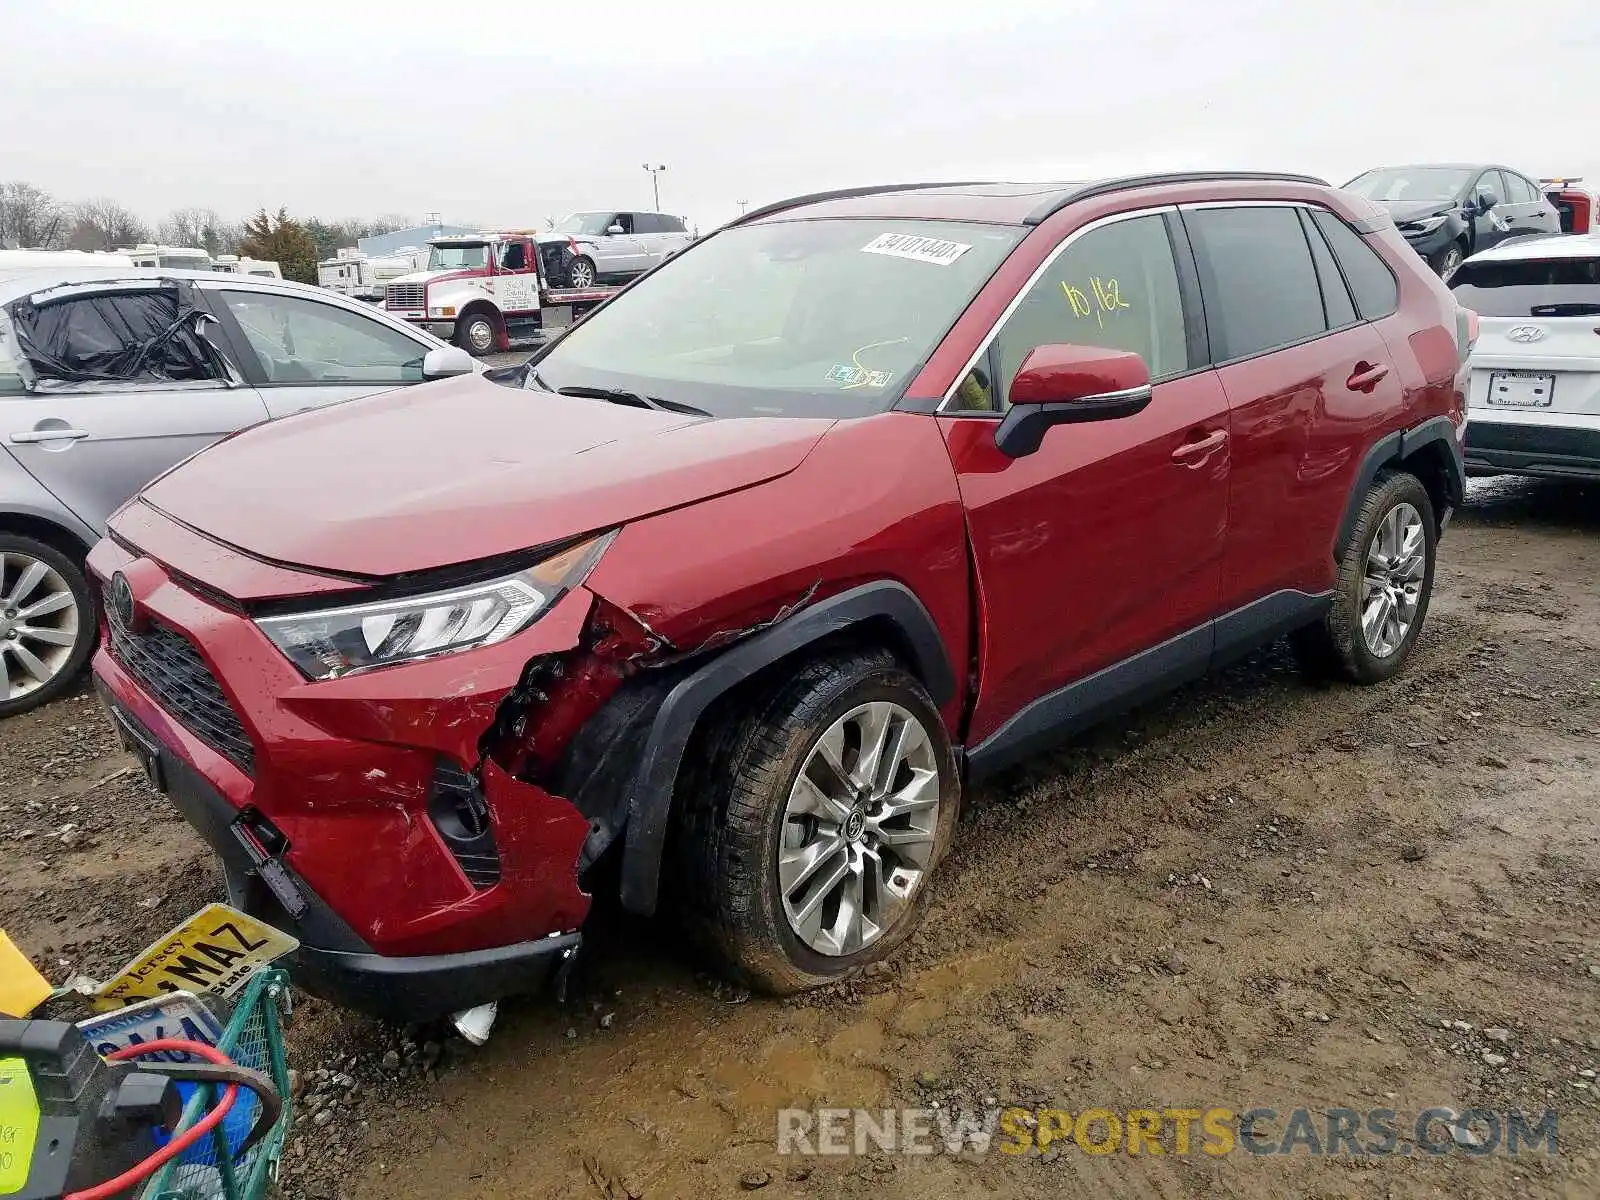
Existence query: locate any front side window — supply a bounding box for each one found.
[1450,257,1600,316]
[953,214,1188,412]
[427,242,488,271]
[1503,173,1538,204]
[528,218,1022,418]
[220,290,428,384]
[1345,167,1472,204]
[10,288,225,386]
[1186,206,1327,361]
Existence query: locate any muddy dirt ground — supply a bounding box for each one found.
[2,477,1596,1200]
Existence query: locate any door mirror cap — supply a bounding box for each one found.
[995,344,1153,458]
[1475,190,1499,214]
[607,224,626,235]
[422,346,475,379]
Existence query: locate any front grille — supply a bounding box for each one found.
[105,590,255,775]
[385,283,426,311]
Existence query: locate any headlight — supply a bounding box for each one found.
[1400,214,1448,235]
[256,532,613,679]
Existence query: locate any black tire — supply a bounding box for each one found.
[669,649,960,994]
[1431,241,1465,280]
[0,534,96,719]
[453,308,499,357]
[1291,470,1437,685]
[567,255,597,289]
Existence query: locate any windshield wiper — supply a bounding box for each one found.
[555,385,711,417]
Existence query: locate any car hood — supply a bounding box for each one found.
[1377,200,1458,224]
[138,374,835,579]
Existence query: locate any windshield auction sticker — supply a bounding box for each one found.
[860,233,972,266]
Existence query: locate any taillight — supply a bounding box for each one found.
[1455,306,1479,362]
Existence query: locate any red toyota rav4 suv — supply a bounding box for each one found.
[89,173,1470,1023]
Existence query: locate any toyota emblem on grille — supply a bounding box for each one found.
[1506,325,1547,343]
[110,572,138,630]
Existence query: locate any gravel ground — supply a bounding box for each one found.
[2,476,1596,1200]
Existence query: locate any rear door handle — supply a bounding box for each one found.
[1346,362,1391,392]
[1171,429,1228,464]
[10,428,89,443]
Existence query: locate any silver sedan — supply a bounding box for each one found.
[0,265,478,715]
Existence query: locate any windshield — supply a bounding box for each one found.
[526,219,1022,418]
[554,213,618,236]
[1345,168,1472,204]
[1451,256,1600,316]
[427,243,489,271]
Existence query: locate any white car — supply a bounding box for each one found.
[1451,234,1600,481]
[538,211,693,288]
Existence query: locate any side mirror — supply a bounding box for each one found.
[607,224,625,235]
[421,346,475,379]
[1475,190,1499,214]
[994,345,1152,458]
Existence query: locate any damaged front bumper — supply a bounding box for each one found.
[86,535,597,1022]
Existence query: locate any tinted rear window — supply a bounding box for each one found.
[1450,257,1600,316]
[1185,206,1325,360]
[1311,210,1399,320]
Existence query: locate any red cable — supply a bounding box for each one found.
[63,1039,240,1200]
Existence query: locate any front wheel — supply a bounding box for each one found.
[1292,470,1436,685]
[0,535,95,718]
[566,255,597,289]
[1432,242,1465,280]
[671,650,960,994]
[454,309,499,356]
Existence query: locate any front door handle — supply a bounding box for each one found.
[1171,429,1228,464]
[1346,362,1391,392]
[10,427,89,443]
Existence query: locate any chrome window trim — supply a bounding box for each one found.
[937,205,1177,413]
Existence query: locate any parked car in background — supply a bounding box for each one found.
[1345,164,1561,279]
[0,265,478,716]
[89,172,1467,1026]
[1540,178,1594,234]
[538,211,694,288]
[1451,234,1600,480]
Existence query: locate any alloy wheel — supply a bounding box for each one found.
[1361,501,1425,658]
[0,552,80,701]
[778,701,942,956]
[569,259,595,289]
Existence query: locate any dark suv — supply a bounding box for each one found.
[89,173,1471,1023]
[1345,163,1563,279]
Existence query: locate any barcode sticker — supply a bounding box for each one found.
[861,233,972,266]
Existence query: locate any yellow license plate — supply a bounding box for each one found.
[90,903,298,1012]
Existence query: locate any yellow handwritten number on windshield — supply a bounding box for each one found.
[1062,277,1131,328]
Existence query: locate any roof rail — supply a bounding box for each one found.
[731,181,996,227]
[1021,171,1330,225]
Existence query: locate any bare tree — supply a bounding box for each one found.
[0,181,66,249]
[157,206,224,251]
[71,197,150,251]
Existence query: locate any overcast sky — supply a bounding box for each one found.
[7,0,1598,233]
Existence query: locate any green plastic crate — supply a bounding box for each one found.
[139,969,293,1200]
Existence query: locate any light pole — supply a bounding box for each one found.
[642,163,667,210]
[737,200,749,215]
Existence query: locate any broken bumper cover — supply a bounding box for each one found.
[86,534,595,1021]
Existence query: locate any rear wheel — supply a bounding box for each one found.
[671,650,960,993]
[454,308,499,356]
[0,535,95,718]
[1292,470,1436,685]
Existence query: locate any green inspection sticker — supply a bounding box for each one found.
[0,1055,39,1195]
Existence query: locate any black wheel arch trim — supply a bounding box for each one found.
[1334,415,1463,560]
[615,579,955,915]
